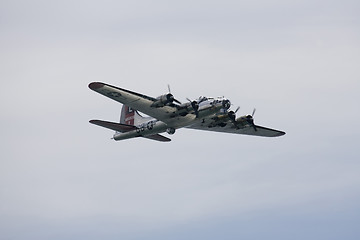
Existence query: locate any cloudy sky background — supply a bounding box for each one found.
[1,0,360,239]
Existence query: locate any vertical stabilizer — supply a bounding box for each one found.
[120,105,135,125]
[120,105,147,126]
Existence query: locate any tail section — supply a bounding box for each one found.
[90,105,171,142]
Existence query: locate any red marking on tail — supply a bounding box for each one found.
[124,106,135,125]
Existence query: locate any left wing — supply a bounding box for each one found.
[89,82,179,124]
[187,120,285,137]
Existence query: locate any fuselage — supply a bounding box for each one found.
[113,96,230,141]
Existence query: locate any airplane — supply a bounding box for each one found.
[89,82,285,142]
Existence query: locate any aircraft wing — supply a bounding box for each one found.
[89,82,180,124]
[187,120,285,137]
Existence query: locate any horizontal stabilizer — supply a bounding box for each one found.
[89,120,136,133]
[144,134,171,142]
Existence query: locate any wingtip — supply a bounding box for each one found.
[276,131,286,137]
[88,82,105,90]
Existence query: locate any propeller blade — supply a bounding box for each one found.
[235,106,240,113]
[251,108,257,131]
[198,97,207,104]
[252,108,256,117]
[185,98,199,117]
[167,84,171,93]
[245,109,257,131]
[173,99,182,104]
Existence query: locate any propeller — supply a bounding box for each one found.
[228,106,240,129]
[186,97,200,117]
[197,96,208,104]
[167,84,181,104]
[246,108,257,131]
[185,96,209,117]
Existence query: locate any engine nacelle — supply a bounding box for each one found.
[235,115,253,127]
[212,114,230,122]
[176,101,199,116]
[222,99,231,109]
[151,93,175,108]
[228,111,236,122]
[166,128,176,135]
[212,110,235,123]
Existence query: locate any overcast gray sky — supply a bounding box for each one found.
[1,0,360,239]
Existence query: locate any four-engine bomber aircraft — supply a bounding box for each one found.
[89,82,285,142]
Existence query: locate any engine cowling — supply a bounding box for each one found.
[235,115,257,131]
[235,116,249,126]
[222,99,231,109]
[176,101,199,116]
[228,111,236,122]
[151,93,175,108]
[166,128,176,135]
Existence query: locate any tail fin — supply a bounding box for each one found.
[120,105,145,126]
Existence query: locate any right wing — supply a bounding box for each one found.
[187,119,285,137]
[89,82,180,124]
